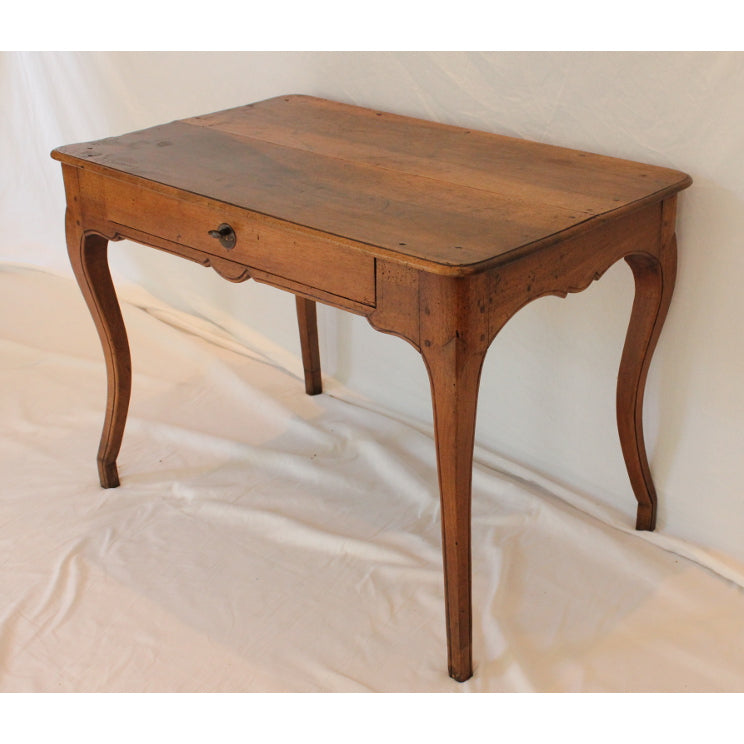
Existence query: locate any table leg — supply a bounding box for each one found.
[424,346,485,682]
[617,206,677,531]
[66,211,131,489]
[420,275,489,682]
[617,246,676,530]
[295,296,322,395]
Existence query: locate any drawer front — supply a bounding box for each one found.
[78,169,376,306]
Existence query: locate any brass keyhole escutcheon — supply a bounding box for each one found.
[208,223,236,250]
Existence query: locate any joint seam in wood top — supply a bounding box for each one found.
[178,119,601,218]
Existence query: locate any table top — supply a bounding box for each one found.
[52,94,691,272]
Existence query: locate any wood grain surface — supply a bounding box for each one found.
[52,95,691,273]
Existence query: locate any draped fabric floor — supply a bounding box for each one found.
[2,263,744,692]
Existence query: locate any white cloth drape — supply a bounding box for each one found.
[2,265,744,692]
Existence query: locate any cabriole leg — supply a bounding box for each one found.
[420,274,490,682]
[66,211,131,488]
[617,201,678,531]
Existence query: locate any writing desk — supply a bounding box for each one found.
[52,95,691,682]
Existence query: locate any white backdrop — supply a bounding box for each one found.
[3,51,744,571]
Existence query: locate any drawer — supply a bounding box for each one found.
[77,169,376,307]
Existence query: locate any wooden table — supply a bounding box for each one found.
[52,95,691,682]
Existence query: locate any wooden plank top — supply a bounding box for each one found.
[52,94,692,273]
